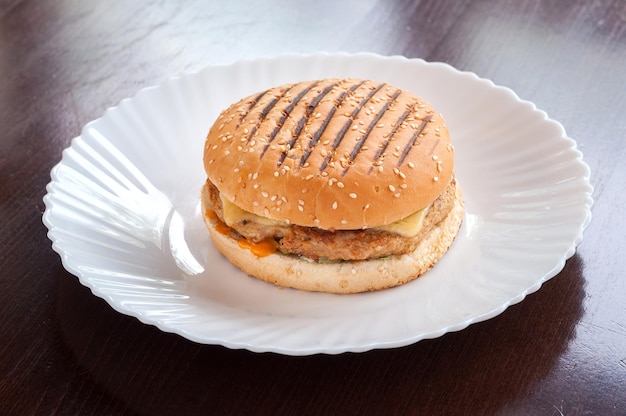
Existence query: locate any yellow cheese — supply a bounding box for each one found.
[376,207,428,238]
[219,193,427,237]
[220,194,286,227]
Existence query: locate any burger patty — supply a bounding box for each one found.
[205,179,457,261]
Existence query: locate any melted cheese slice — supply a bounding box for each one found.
[220,194,286,227]
[219,193,428,238]
[376,207,428,237]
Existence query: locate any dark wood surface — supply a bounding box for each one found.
[1,0,625,415]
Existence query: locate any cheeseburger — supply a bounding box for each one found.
[201,78,463,293]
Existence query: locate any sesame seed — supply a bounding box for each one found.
[233,168,239,173]
[332,201,338,210]
[336,181,344,188]
[349,193,357,199]
[394,192,401,198]
[211,144,218,150]
[298,199,305,205]
[432,155,439,161]
[314,112,321,118]
[243,128,249,134]
[253,184,259,189]
[271,195,277,201]
[388,185,396,192]
[261,192,269,198]
[341,219,348,225]
[408,162,415,168]
[252,201,259,207]
[400,183,408,189]
[433,176,439,182]
[305,174,314,180]
[273,172,279,177]
[298,205,304,212]
[263,207,270,216]
[377,123,384,128]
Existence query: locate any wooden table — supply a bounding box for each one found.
[1,1,624,414]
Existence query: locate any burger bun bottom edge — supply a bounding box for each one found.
[201,185,464,294]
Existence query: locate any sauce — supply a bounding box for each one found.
[206,209,276,257]
[237,238,277,257]
[204,209,218,220]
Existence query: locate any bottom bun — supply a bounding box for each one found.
[202,186,464,294]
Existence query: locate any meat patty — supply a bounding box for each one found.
[204,179,457,261]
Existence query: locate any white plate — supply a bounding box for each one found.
[43,53,593,355]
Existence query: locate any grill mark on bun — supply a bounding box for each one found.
[397,114,432,166]
[368,106,415,174]
[260,80,321,160]
[275,81,339,165]
[300,80,365,169]
[319,81,385,171]
[246,85,295,142]
[239,89,269,123]
[341,88,402,176]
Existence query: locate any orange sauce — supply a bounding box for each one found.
[237,238,277,258]
[215,223,231,235]
[206,209,277,257]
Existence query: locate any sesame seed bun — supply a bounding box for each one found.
[201,183,464,294]
[203,78,454,231]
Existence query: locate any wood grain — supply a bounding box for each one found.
[1,0,625,415]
